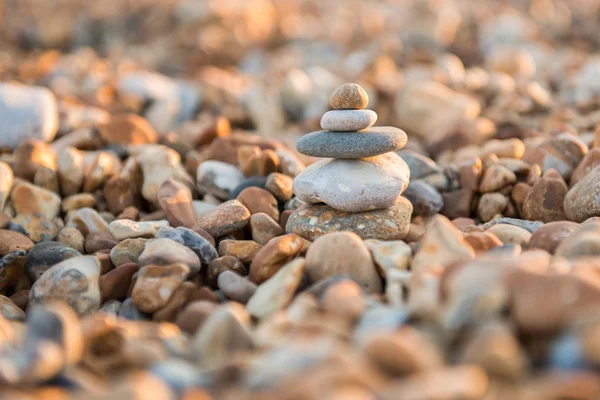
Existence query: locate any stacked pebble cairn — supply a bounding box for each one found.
[287,83,413,240]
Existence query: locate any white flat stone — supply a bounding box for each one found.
[320,109,377,131]
[293,152,410,212]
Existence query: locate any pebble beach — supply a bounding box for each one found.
[2,0,600,398]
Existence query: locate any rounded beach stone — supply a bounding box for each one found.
[296,127,408,159]
[564,165,600,222]
[522,170,568,222]
[131,263,190,313]
[249,213,284,245]
[9,213,58,243]
[97,113,158,145]
[320,109,377,131]
[62,193,96,213]
[246,257,305,318]
[218,240,262,264]
[13,139,56,181]
[29,256,101,315]
[0,83,58,149]
[0,162,13,210]
[196,160,245,200]
[110,238,147,267]
[108,219,169,240]
[286,199,412,241]
[207,256,247,288]
[25,241,81,281]
[99,262,140,301]
[402,180,443,216]
[305,232,382,293]
[236,187,279,221]
[157,179,196,228]
[11,181,61,220]
[0,250,25,293]
[138,238,201,275]
[330,83,369,110]
[192,200,251,238]
[217,271,257,304]
[265,173,294,201]
[529,221,579,254]
[249,233,305,284]
[293,153,410,212]
[56,227,85,253]
[486,224,531,246]
[0,230,34,256]
[411,215,475,272]
[175,301,218,334]
[155,226,218,265]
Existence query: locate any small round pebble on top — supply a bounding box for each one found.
[329,83,369,110]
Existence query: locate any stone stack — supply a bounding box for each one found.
[286,83,413,241]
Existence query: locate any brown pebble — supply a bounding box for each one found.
[529,221,579,254]
[99,262,140,301]
[249,233,304,284]
[206,256,247,289]
[0,230,34,257]
[330,83,369,110]
[218,240,262,264]
[265,172,294,201]
[97,113,158,145]
[249,213,284,245]
[193,200,251,238]
[157,178,196,228]
[176,300,219,334]
[305,232,382,294]
[236,187,279,221]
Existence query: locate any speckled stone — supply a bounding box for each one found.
[320,109,377,131]
[564,165,600,222]
[286,199,412,241]
[29,256,101,315]
[293,153,410,212]
[25,241,81,281]
[296,127,408,159]
[329,83,369,110]
[155,226,218,266]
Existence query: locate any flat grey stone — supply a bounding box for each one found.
[296,127,408,158]
[320,109,377,131]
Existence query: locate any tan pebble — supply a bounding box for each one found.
[218,240,262,264]
[330,83,369,110]
[62,193,96,213]
[131,263,189,313]
[247,258,305,319]
[321,279,366,321]
[486,224,531,247]
[305,232,382,294]
[56,227,85,253]
[249,233,304,284]
[13,139,56,181]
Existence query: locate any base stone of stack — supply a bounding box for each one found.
[286,198,412,241]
